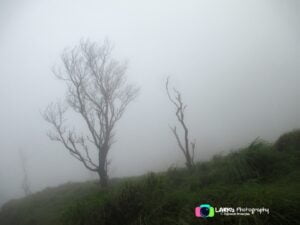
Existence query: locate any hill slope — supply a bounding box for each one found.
[1,130,300,225]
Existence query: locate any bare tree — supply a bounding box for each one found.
[165,77,195,170]
[43,40,139,187]
[19,149,31,196]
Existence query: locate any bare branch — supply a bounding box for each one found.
[19,149,31,196]
[191,140,196,162]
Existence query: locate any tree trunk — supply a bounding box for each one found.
[98,168,108,187]
[98,148,108,187]
[185,152,194,171]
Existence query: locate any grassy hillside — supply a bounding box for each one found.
[1,130,300,225]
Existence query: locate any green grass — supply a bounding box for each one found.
[1,130,300,225]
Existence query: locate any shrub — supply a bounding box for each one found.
[274,129,300,152]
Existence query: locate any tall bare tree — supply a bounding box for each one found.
[165,77,195,170]
[43,40,139,187]
[19,149,31,196]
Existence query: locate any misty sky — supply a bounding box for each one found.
[0,0,299,206]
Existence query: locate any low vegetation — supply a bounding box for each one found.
[1,130,299,225]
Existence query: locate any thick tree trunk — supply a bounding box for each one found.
[98,168,108,187]
[98,148,108,187]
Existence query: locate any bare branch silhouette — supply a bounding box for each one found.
[19,149,31,196]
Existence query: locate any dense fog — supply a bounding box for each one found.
[0,0,299,206]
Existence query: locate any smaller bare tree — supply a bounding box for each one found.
[165,77,195,170]
[19,149,31,196]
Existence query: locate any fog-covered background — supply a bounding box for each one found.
[0,0,299,206]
